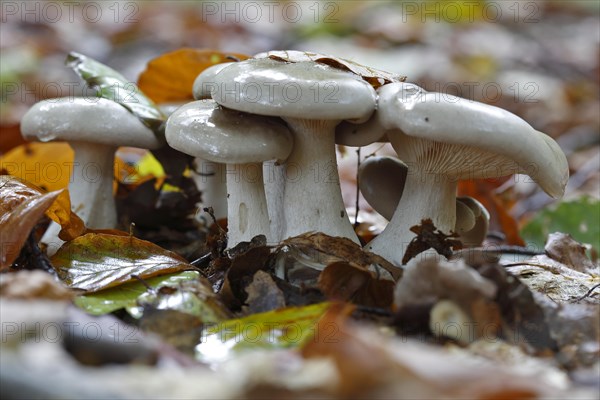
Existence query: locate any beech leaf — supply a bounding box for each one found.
[0,176,62,270]
[137,48,250,104]
[50,233,191,292]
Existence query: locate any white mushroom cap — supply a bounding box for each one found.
[192,63,230,100]
[21,97,162,149]
[335,115,388,147]
[455,196,490,247]
[377,82,569,198]
[165,100,292,163]
[210,58,377,122]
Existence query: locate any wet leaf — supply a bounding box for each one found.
[66,52,165,132]
[0,142,73,191]
[46,190,86,241]
[263,50,406,89]
[0,176,62,269]
[50,233,191,292]
[522,197,600,254]
[74,271,201,315]
[196,302,334,363]
[137,48,250,104]
[402,219,462,265]
[133,274,231,321]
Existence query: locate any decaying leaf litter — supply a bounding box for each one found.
[1,3,599,399]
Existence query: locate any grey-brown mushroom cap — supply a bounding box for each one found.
[165,99,293,164]
[20,97,163,149]
[377,83,569,198]
[358,156,408,220]
[210,58,377,121]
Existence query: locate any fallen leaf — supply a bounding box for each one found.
[402,219,462,265]
[0,176,62,269]
[50,233,192,292]
[45,190,86,241]
[0,270,73,300]
[319,261,394,308]
[74,271,203,315]
[137,48,250,104]
[263,50,406,88]
[544,232,596,272]
[66,52,165,132]
[196,302,334,363]
[0,142,73,191]
[244,270,286,314]
[275,232,401,282]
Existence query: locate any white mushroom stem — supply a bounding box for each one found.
[225,162,270,245]
[41,142,117,255]
[365,169,457,265]
[68,142,118,227]
[192,158,227,222]
[280,118,359,243]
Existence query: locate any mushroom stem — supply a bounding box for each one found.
[365,170,457,266]
[193,158,227,222]
[280,118,359,243]
[69,142,118,228]
[225,162,270,245]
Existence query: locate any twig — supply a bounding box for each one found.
[354,147,361,228]
[574,283,600,303]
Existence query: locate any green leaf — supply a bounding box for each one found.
[51,233,191,292]
[65,52,165,132]
[521,196,600,253]
[196,302,332,363]
[74,271,200,315]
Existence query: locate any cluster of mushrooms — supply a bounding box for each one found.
[20,50,569,267]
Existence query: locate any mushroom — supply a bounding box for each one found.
[429,299,473,345]
[21,97,162,251]
[165,99,292,246]
[158,102,227,222]
[192,63,231,100]
[358,155,490,247]
[363,82,569,266]
[209,57,377,243]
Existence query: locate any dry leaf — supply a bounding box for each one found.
[244,270,286,314]
[544,232,596,272]
[46,190,86,241]
[402,219,462,265]
[319,261,394,308]
[263,50,406,89]
[137,48,250,104]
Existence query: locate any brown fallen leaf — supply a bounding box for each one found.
[402,219,462,265]
[277,232,401,281]
[244,270,286,314]
[263,50,406,89]
[46,190,86,241]
[0,270,73,300]
[137,48,250,104]
[544,232,596,273]
[319,261,394,308]
[0,176,62,269]
[50,233,192,292]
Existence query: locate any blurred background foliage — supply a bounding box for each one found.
[1,0,598,251]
